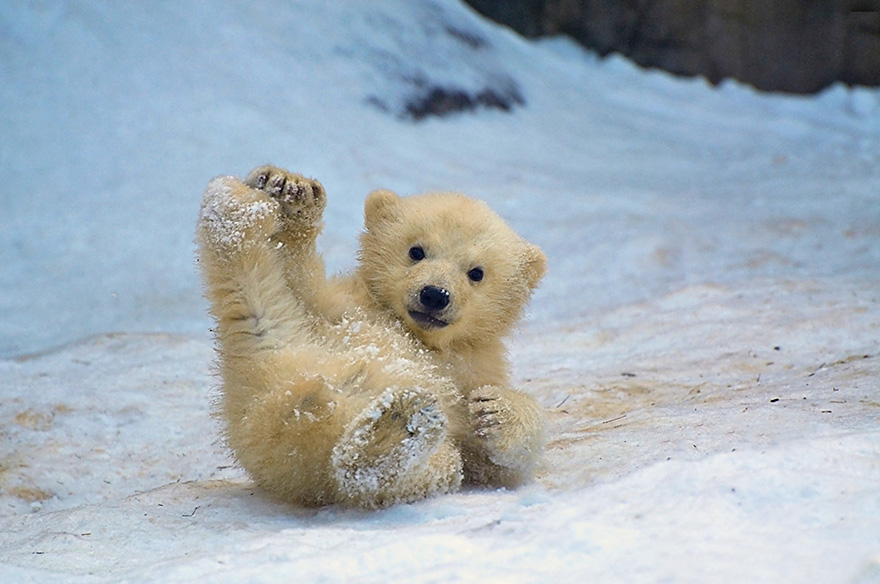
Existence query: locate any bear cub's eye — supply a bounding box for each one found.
[467,267,484,282]
[409,246,426,262]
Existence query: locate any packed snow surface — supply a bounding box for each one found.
[1,1,879,582]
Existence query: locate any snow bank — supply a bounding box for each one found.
[1,0,878,582]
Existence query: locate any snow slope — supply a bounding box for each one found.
[1,1,879,582]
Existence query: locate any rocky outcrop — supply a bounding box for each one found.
[465,0,880,93]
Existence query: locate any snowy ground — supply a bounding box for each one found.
[2,1,879,582]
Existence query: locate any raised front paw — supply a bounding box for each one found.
[198,175,281,254]
[468,385,545,472]
[244,165,325,228]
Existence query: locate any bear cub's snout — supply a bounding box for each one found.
[408,284,453,330]
[419,285,450,312]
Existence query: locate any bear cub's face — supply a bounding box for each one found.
[359,190,546,349]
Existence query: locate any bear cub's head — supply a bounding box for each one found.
[359,189,546,349]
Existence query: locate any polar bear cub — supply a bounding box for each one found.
[196,165,547,508]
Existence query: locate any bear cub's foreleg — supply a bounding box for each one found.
[198,166,462,508]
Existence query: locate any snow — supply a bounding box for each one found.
[1,0,879,582]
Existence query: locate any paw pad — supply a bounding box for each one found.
[245,165,325,225]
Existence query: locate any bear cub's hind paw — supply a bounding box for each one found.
[245,164,325,227]
[332,388,452,507]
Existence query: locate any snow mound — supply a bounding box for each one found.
[2,276,878,582]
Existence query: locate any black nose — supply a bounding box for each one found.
[419,286,450,311]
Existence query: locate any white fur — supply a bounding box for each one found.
[196,165,547,508]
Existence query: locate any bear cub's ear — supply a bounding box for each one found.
[364,189,401,231]
[523,243,548,291]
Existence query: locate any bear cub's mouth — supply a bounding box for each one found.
[407,310,449,329]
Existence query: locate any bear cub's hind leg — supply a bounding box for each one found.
[332,388,462,508]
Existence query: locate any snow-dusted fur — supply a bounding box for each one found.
[196,165,547,508]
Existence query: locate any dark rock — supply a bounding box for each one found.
[464,0,880,93]
[357,1,527,121]
[403,84,526,120]
[843,5,880,86]
[464,0,546,37]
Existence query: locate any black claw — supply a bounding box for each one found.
[281,181,294,200]
[292,183,306,204]
[267,175,287,197]
[472,396,495,403]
